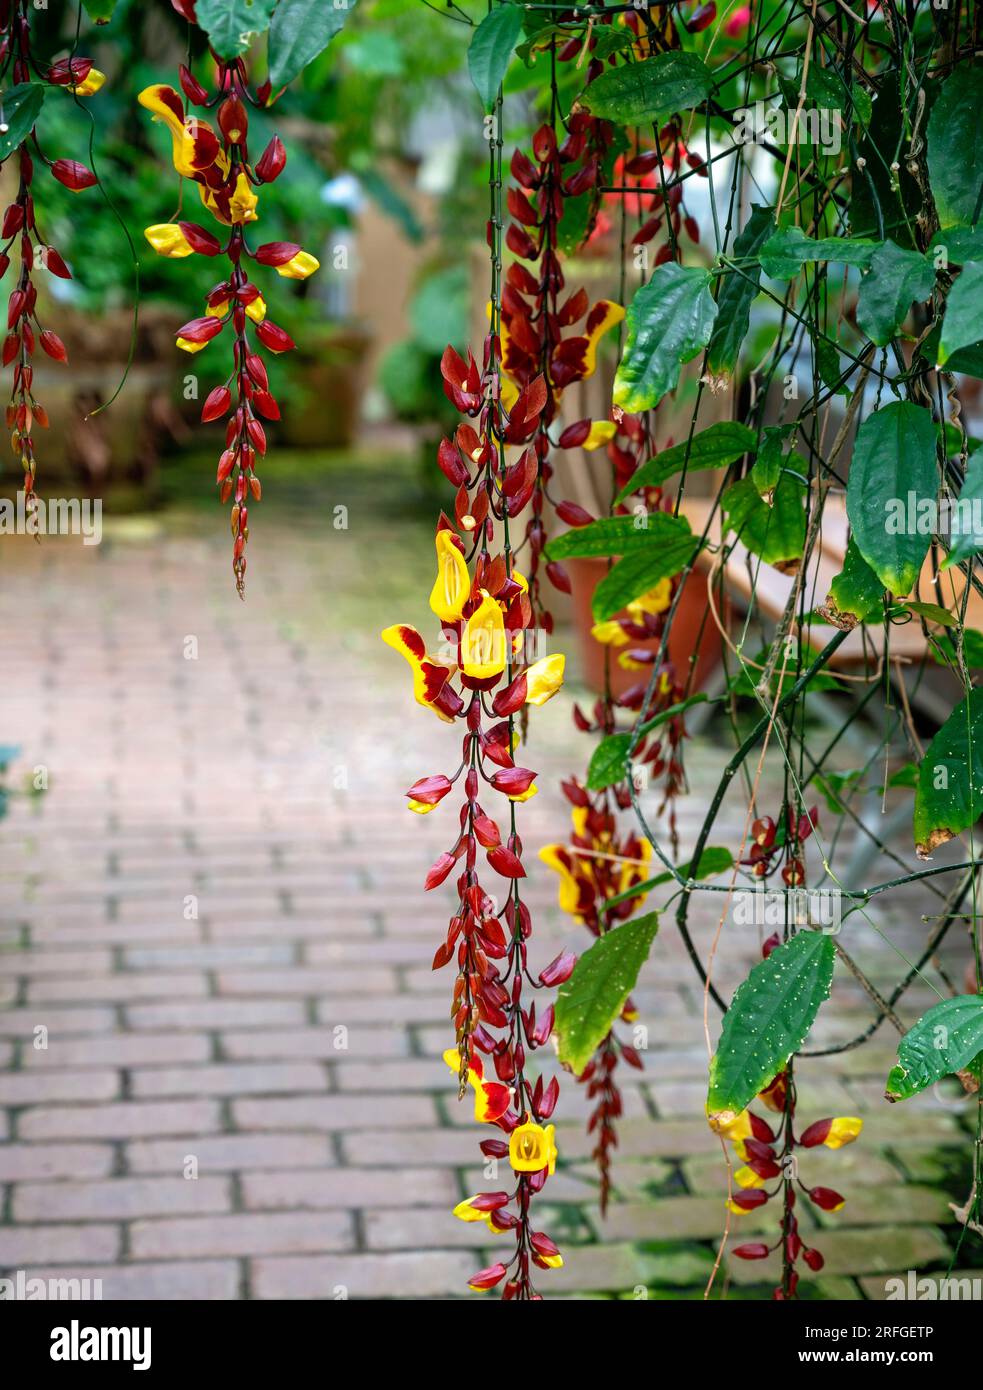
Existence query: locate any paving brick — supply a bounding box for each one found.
[22,1032,212,1069]
[0,1007,116,1038]
[241,1166,457,1211]
[125,1000,305,1030]
[130,1210,353,1259]
[126,1132,331,1174]
[232,1093,436,1132]
[252,1250,475,1299]
[0,1068,120,1104]
[0,1223,120,1266]
[216,967,395,997]
[0,1143,114,1182]
[726,1224,951,1284]
[18,1099,220,1141]
[13,1175,232,1222]
[220,1026,408,1061]
[130,1062,326,1098]
[12,1260,240,1300]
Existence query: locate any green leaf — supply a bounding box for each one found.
[616,422,757,501]
[813,768,865,815]
[845,401,939,594]
[81,0,117,21]
[824,537,884,625]
[707,931,836,1119]
[582,51,713,124]
[546,510,693,561]
[857,240,935,347]
[467,4,523,111]
[750,426,791,496]
[939,262,983,367]
[268,0,355,88]
[0,84,44,164]
[886,995,983,1101]
[888,762,919,789]
[904,600,955,627]
[930,227,983,267]
[913,686,983,856]
[759,227,879,280]
[196,0,277,60]
[722,471,806,566]
[589,526,702,623]
[706,204,774,378]
[586,733,633,792]
[555,913,659,1076]
[647,845,734,888]
[613,264,717,413]
[927,67,983,231]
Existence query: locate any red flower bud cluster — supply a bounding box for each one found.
[141,29,314,596]
[743,804,819,884]
[0,4,102,513]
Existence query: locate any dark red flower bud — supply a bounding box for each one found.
[179,222,222,256]
[39,329,68,363]
[406,774,453,807]
[2,333,18,366]
[731,1188,768,1211]
[170,0,197,20]
[733,1243,771,1260]
[201,386,231,423]
[255,320,295,354]
[545,560,571,594]
[424,852,456,891]
[178,64,209,106]
[556,500,594,527]
[808,1186,845,1212]
[487,845,526,879]
[491,673,528,718]
[686,2,717,32]
[490,767,537,797]
[467,1263,507,1291]
[2,204,24,238]
[254,136,287,183]
[50,159,97,192]
[254,241,301,267]
[539,950,576,987]
[803,1248,825,1272]
[41,247,71,279]
[218,96,248,145]
[176,315,224,345]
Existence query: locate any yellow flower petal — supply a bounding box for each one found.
[176,336,208,353]
[429,530,470,623]
[582,420,617,450]
[582,300,625,378]
[144,223,194,259]
[276,250,320,280]
[460,591,506,680]
[523,654,565,706]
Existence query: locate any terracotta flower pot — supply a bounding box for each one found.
[566,556,722,698]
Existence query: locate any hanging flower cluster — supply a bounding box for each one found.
[381,338,577,1299]
[0,3,104,516]
[139,43,318,594]
[501,114,623,635]
[742,805,820,887]
[539,792,653,1211]
[713,1059,862,1299]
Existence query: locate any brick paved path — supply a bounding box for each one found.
[0,455,977,1299]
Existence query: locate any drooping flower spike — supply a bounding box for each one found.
[0,4,104,514]
[139,37,318,595]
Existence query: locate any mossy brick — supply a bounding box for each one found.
[813,1185,954,1229]
[726,1224,950,1284]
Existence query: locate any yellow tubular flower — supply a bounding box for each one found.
[176,337,208,354]
[407,799,437,815]
[429,531,470,623]
[539,1252,563,1269]
[246,296,267,324]
[734,1165,764,1189]
[73,68,106,96]
[460,591,506,680]
[582,420,617,450]
[144,223,194,259]
[509,1122,557,1174]
[452,1197,503,1232]
[507,782,537,803]
[590,620,629,647]
[380,624,454,722]
[206,300,230,319]
[627,578,672,619]
[707,1107,753,1141]
[523,654,565,706]
[138,84,223,181]
[539,845,582,916]
[826,1117,863,1149]
[225,171,259,225]
[617,838,652,898]
[277,250,320,280]
[581,300,625,378]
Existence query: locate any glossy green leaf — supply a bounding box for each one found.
[196,0,277,60]
[268,0,355,88]
[706,204,774,378]
[616,422,756,502]
[824,537,884,625]
[886,996,983,1100]
[586,733,632,792]
[913,687,983,856]
[760,227,879,280]
[546,510,692,561]
[929,227,983,267]
[857,240,935,346]
[750,426,791,496]
[467,4,523,111]
[555,913,659,1076]
[722,471,806,566]
[613,264,717,413]
[927,67,983,231]
[905,601,956,627]
[939,262,983,367]
[707,931,836,1119]
[582,50,713,124]
[591,532,701,623]
[845,401,939,594]
[0,84,44,164]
